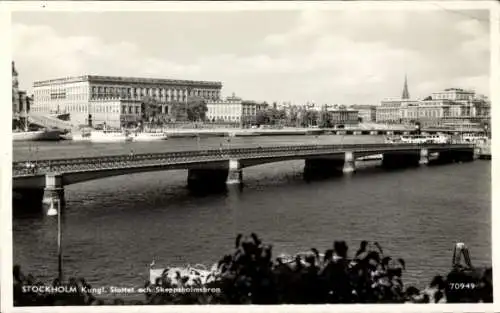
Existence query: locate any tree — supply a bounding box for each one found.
[319,110,333,128]
[169,101,186,121]
[169,97,208,122]
[186,96,208,122]
[140,96,161,123]
[286,108,299,127]
[300,110,318,127]
[256,110,270,125]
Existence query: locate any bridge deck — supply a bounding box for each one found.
[13,143,474,178]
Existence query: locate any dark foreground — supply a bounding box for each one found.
[14,234,492,306]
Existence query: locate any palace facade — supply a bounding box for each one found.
[206,94,258,124]
[31,75,223,127]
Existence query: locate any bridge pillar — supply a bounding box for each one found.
[42,173,65,216]
[343,151,355,173]
[473,147,481,160]
[226,159,243,185]
[419,148,429,165]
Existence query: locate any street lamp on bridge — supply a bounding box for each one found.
[46,198,63,283]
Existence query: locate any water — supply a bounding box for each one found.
[12,134,384,161]
[12,136,491,295]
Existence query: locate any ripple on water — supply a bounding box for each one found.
[13,140,490,292]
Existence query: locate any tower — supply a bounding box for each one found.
[401,74,410,100]
[12,61,20,115]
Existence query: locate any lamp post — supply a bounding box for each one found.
[47,198,63,282]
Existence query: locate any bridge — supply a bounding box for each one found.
[13,143,477,215]
[27,112,75,130]
[13,112,76,131]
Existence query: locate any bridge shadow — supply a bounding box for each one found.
[303,170,345,182]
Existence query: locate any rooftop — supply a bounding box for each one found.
[33,75,223,88]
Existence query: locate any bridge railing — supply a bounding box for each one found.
[13,143,474,176]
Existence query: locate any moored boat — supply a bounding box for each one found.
[384,135,402,144]
[129,131,168,142]
[399,134,450,144]
[71,129,132,143]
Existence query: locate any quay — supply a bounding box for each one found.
[23,113,490,140]
[99,127,486,139]
[12,143,476,215]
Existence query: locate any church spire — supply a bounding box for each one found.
[402,74,410,100]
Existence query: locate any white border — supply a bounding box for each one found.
[1,1,498,313]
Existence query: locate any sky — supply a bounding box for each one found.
[11,7,490,105]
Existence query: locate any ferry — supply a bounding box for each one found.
[129,131,168,142]
[399,134,450,144]
[71,128,133,143]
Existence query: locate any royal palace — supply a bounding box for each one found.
[31,75,223,128]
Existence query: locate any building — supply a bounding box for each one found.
[12,61,32,119]
[206,93,258,124]
[375,105,402,123]
[18,91,31,114]
[12,61,19,115]
[31,75,223,128]
[350,105,376,122]
[327,108,359,126]
[402,74,410,100]
[376,76,490,128]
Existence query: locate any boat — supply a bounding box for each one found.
[357,154,383,161]
[12,129,62,142]
[384,135,403,144]
[399,134,450,144]
[149,261,217,286]
[71,128,133,143]
[129,131,168,142]
[461,133,488,144]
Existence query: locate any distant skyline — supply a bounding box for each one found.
[12,7,490,104]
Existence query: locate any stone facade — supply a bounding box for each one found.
[206,94,258,124]
[12,61,32,119]
[376,84,490,127]
[32,75,223,127]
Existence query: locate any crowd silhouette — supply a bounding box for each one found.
[13,233,492,306]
